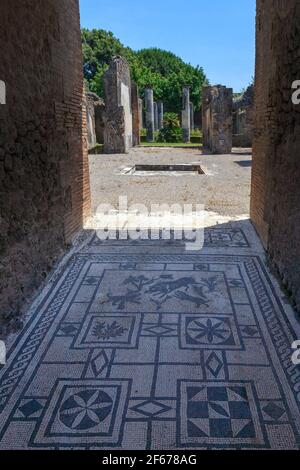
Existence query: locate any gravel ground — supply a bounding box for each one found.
[89,147,252,217]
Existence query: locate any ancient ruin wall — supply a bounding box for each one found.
[233,85,254,148]
[0,0,91,332]
[85,93,97,149]
[85,93,106,145]
[103,57,133,153]
[251,0,300,309]
[202,86,233,154]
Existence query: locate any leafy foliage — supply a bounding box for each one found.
[82,29,208,112]
[82,28,134,97]
[157,112,183,143]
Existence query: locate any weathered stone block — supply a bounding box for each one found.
[202,85,233,154]
[86,92,105,145]
[233,85,254,148]
[103,56,133,154]
[85,93,97,149]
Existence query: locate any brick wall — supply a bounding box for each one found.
[251,0,300,309]
[0,0,91,333]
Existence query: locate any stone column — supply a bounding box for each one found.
[86,92,105,144]
[145,87,155,142]
[103,56,133,153]
[190,102,194,132]
[138,98,144,130]
[154,102,158,131]
[85,93,97,150]
[158,101,164,129]
[202,85,233,154]
[182,86,191,143]
[131,82,140,147]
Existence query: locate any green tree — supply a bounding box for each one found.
[82,30,209,112]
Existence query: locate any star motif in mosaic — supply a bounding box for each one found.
[29,380,129,447]
[59,389,113,431]
[187,318,231,344]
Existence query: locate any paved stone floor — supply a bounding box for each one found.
[89,147,252,217]
[1,220,300,449]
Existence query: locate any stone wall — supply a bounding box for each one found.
[0,0,91,333]
[95,103,105,144]
[233,85,254,148]
[131,82,141,147]
[85,93,97,149]
[86,92,105,146]
[103,56,133,153]
[202,85,233,154]
[251,0,300,310]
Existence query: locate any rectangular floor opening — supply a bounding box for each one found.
[122,164,205,176]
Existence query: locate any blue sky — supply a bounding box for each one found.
[79,0,256,92]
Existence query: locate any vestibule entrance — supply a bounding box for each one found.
[0,0,300,452]
[0,0,299,330]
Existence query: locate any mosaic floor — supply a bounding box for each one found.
[1,221,300,449]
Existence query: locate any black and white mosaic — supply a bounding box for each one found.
[0,225,300,449]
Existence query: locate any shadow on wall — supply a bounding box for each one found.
[0,0,91,336]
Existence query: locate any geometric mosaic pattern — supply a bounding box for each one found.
[91,228,250,248]
[0,224,300,449]
[179,381,264,447]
